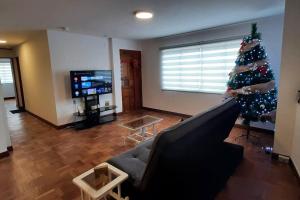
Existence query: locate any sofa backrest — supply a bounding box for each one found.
[139,98,240,199]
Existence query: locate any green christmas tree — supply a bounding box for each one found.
[226,24,277,122]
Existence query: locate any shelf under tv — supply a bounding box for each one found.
[73,95,117,130]
[74,113,117,130]
[99,114,117,124]
[74,105,117,117]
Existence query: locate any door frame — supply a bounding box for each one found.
[11,57,25,110]
[0,56,25,110]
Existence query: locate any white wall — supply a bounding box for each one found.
[2,83,15,98]
[141,15,284,115]
[274,0,300,174]
[17,31,58,125]
[0,82,11,153]
[47,30,113,125]
[110,38,143,113]
[47,30,141,125]
[14,29,142,126]
[46,31,143,125]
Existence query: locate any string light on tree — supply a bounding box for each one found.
[226,23,277,123]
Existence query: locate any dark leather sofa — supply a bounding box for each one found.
[108,98,243,200]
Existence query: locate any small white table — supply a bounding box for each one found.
[119,115,162,144]
[73,162,129,200]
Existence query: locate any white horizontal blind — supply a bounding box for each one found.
[0,59,13,84]
[161,39,240,93]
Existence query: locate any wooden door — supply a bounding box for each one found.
[120,50,142,112]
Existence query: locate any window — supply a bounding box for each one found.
[0,59,13,84]
[161,39,240,94]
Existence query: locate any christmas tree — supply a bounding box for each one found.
[226,24,277,122]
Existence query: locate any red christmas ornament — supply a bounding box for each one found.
[239,41,247,52]
[257,65,268,75]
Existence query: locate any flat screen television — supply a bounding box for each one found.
[70,70,113,98]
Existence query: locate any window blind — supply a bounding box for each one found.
[161,39,240,94]
[0,59,13,84]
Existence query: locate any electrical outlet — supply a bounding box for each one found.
[105,101,110,107]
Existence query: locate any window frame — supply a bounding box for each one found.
[0,58,14,84]
[159,36,243,94]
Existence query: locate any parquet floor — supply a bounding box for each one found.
[1,100,300,200]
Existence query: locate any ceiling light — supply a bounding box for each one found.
[0,40,7,44]
[58,27,70,32]
[135,11,153,19]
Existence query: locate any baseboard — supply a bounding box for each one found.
[272,152,300,183]
[0,151,9,159]
[142,107,275,134]
[4,97,16,100]
[26,109,83,129]
[7,146,13,151]
[116,112,124,116]
[0,147,14,159]
[289,158,300,184]
[234,124,274,134]
[142,107,192,118]
[25,110,58,129]
[56,121,84,129]
[271,152,291,161]
[18,107,25,111]
[26,109,122,129]
[271,152,280,160]
[25,106,271,132]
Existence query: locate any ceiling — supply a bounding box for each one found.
[0,0,285,47]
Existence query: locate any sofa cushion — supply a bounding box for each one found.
[107,138,154,187]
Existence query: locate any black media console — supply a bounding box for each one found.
[73,95,117,130]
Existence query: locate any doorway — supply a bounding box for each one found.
[0,57,25,112]
[120,50,142,113]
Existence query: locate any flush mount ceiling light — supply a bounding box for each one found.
[134,11,153,19]
[0,40,7,44]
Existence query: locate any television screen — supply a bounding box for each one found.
[70,70,113,98]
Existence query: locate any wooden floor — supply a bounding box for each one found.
[1,100,300,200]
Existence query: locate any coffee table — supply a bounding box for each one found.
[73,162,129,200]
[120,115,162,144]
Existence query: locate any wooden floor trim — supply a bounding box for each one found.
[7,146,13,151]
[142,106,192,118]
[25,110,58,129]
[0,151,9,159]
[271,153,300,184]
[22,106,274,134]
[25,109,123,130]
[142,107,275,134]
[290,158,300,184]
[271,152,280,160]
[26,110,80,130]
[234,123,275,134]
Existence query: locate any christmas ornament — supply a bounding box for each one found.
[260,104,265,109]
[257,65,268,75]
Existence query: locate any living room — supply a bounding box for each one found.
[0,0,300,199]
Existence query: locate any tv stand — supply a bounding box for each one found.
[73,95,117,130]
